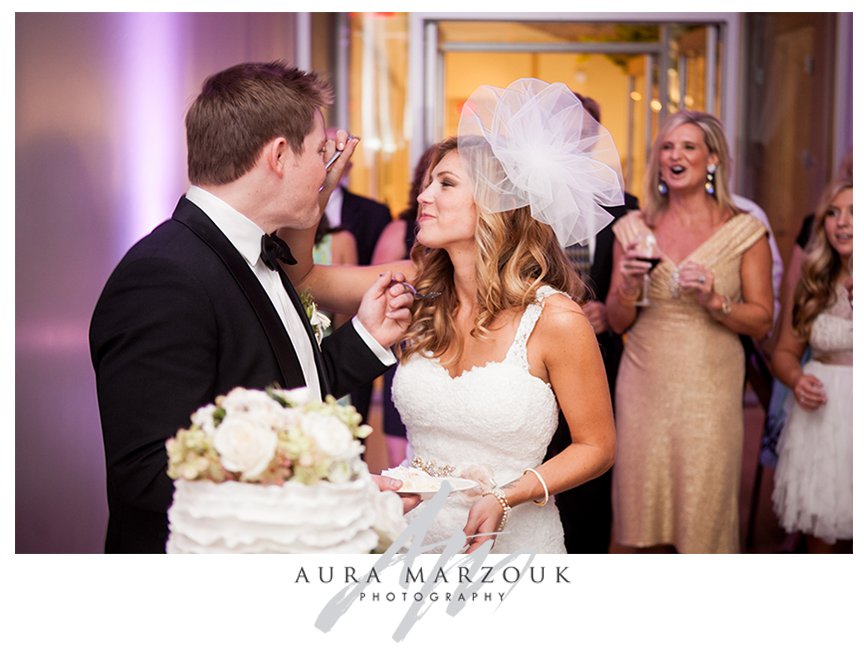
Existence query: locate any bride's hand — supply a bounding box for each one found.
[463,495,504,553]
[318,130,359,212]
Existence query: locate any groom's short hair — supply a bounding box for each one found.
[186,61,333,185]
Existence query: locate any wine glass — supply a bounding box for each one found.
[634,231,661,307]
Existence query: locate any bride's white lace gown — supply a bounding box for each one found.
[392,286,567,553]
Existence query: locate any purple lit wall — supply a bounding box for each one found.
[15,12,300,552]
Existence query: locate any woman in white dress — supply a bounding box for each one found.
[283,79,622,553]
[771,178,852,552]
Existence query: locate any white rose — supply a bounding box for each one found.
[327,460,352,484]
[301,412,356,459]
[275,386,313,407]
[190,404,218,438]
[271,407,303,433]
[221,387,282,417]
[213,416,278,480]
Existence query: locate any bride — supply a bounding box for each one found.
[283,79,621,553]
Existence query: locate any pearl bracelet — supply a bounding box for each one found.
[482,487,511,532]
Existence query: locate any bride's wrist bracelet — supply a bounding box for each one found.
[522,468,549,506]
[482,487,511,531]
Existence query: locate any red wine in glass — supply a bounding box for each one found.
[635,231,659,306]
[635,256,662,272]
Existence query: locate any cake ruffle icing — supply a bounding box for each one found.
[167,473,380,553]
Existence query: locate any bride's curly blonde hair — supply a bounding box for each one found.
[400,137,584,364]
[792,177,853,339]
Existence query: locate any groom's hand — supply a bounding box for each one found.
[356,271,413,349]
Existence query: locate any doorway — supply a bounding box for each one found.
[411,15,735,205]
[333,13,743,217]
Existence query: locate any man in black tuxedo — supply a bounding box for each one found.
[544,93,639,553]
[89,62,414,553]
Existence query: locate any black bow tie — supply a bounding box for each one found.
[260,233,297,271]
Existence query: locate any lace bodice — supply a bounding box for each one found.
[809,284,853,356]
[391,286,566,553]
[393,286,561,485]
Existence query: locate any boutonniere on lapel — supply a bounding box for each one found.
[300,289,331,345]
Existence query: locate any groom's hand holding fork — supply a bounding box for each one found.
[356,271,414,350]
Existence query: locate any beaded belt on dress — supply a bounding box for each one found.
[411,456,455,477]
[813,352,853,366]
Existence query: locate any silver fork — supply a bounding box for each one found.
[395,281,441,300]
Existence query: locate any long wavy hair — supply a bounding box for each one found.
[792,178,853,339]
[642,110,740,225]
[400,137,583,364]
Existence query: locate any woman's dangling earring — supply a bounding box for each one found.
[705,164,717,196]
[658,178,668,196]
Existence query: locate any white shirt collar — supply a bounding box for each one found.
[185,185,266,267]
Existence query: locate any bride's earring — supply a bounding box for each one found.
[657,177,669,196]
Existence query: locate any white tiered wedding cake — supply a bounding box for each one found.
[165,386,404,553]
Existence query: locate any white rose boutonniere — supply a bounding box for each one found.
[300,289,331,345]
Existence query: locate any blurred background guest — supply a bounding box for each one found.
[311,214,358,415]
[312,215,358,331]
[323,127,393,266]
[323,126,394,425]
[730,195,782,329]
[545,92,638,553]
[759,151,852,471]
[770,177,852,553]
[371,143,439,468]
[606,110,773,553]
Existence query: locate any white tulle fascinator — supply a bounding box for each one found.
[457,78,625,247]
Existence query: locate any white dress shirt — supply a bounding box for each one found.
[185,186,395,401]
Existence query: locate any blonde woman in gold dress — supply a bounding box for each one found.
[606,111,773,553]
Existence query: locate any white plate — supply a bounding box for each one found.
[395,477,477,501]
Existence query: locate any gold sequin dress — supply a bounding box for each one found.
[611,211,766,553]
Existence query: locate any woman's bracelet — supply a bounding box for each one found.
[482,487,511,531]
[522,467,549,506]
[709,294,733,320]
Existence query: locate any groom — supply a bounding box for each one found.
[90,62,413,553]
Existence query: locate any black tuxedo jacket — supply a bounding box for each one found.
[339,188,392,265]
[90,197,388,553]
